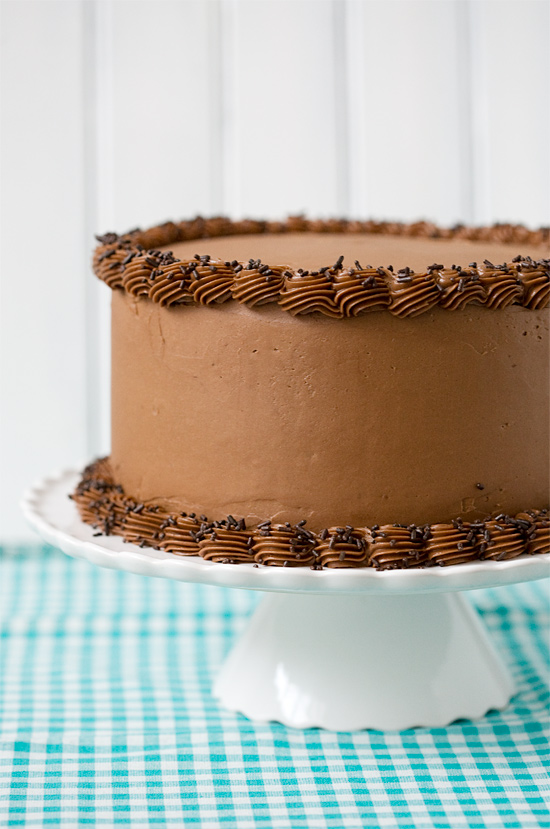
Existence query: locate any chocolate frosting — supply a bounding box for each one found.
[160,515,201,556]
[517,510,550,554]
[199,529,254,564]
[108,287,549,527]
[367,525,427,569]
[92,216,549,318]
[424,523,479,567]
[80,216,550,569]
[279,270,341,317]
[515,260,550,309]
[232,263,287,306]
[252,523,317,568]
[333,266,391,315]
[72,459,549,569]
[433,267,486,310]
[479,520,525,561]
[315,527,369,569]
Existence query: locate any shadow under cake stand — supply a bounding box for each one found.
[22,469,550,732]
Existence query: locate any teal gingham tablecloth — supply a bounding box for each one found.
[1,545,549,828]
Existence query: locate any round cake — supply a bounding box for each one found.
[74,217,550,569]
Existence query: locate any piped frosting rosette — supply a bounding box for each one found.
[252,522,317,567]
[315,527,369,568]
[366,525,429,569]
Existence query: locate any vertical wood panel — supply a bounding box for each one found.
[346,0,370,218]
[83,0,114,461]
[0,1,88,540]
[226,0,342,218]
[351,0,465,225]
[463,0,492,226]
[109,0,217,232]
[474,0,550,227]
[333,0,351,216]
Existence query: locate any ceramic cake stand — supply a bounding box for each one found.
[22,469,550,732]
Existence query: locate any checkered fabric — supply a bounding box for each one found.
[1,545,548,828]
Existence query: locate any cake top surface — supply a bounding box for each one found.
[93,216,550,317]
[164,232,544,274]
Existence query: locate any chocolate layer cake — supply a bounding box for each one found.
[73,217,550,569]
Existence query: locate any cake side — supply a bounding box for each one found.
[108,291,549,529]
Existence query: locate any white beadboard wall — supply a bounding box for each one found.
[1,0,549,541]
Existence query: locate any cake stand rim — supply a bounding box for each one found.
[20,467,550,597]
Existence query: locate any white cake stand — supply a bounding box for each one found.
[22,469,550,731]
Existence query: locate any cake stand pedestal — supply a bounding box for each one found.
[213,591,513,730]
[22,469,549,731]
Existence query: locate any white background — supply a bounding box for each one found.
[1,0,549,541]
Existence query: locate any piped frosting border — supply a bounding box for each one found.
[93,216,550,317]
[72,459,550,570]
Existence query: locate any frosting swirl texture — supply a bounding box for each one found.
[278,270,341,317]
[315,527,368,568]
[367,525,428,569]
[199,529,255,564]
[92,216,549,317]
[385,269,441,318]
[424,522,479,566]
[231,261,286,306]
[333,266,391,316]
[252,522,317,567]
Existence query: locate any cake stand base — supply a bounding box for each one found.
[213,591,514,731]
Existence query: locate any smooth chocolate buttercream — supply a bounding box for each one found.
[107,287,548,527]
